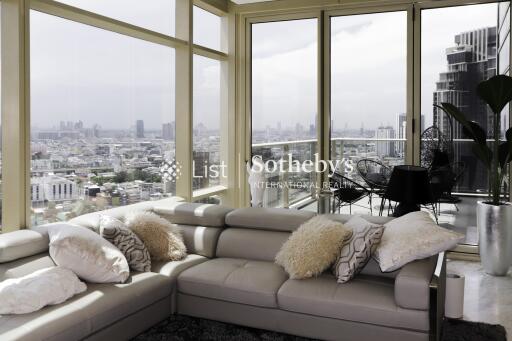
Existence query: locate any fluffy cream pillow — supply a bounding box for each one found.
[125,212,187,261]
[0,267,86,314]
[48,223,130,283]
[375,211,464,272]
[275,215,352,279]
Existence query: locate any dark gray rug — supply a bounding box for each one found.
[133,315,507,341]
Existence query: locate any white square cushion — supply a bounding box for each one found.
[48,223,130,283]
[374,211,464,272]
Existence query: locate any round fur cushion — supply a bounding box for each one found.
[275,215,352,279]
[125,212,187,262]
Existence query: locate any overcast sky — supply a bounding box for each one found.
[30,2,499,132]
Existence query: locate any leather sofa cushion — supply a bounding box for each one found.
[216,228,290,262]
[154,202,233,228]
[152,254,208,281]
[277,273,429,332]
[0,253,55,281]
[0,230,49,263]
[178,258,288,308]
[359,258,399,279]
[225,208,315,232]
[0,271,172,341]
[170,225,223,258]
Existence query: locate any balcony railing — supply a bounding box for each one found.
[252,137,509,209]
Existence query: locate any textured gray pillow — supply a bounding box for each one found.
[332,216,384,283]
[99,215,151,272]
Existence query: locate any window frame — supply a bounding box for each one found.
[0,0,234,231]
[238,0,511,208]
[237,0,511,256]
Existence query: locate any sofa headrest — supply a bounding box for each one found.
[225,207,316,232]
[0,228,49,263]
[153,202,234,228]
[322,214,394,225]
[68,196,185,231]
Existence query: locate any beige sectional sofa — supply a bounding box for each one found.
[0,200,445,341]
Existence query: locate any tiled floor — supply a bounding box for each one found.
[447,260,512,334]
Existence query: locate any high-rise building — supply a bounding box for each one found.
[433,26,496,191]
[376,126,395,158]
[136,120,145,138]
[162,122,175,140]
[433,27,496,139]
[395,113,406,156]
[309,124,315,137]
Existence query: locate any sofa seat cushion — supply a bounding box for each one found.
[0,271,172,341]
[152,254,208,281]
[178,258,288,308]
[277,273,429,332]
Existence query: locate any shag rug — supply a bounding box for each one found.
[133,315,507,341]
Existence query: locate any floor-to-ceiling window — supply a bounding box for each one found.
[244,1,511,252]
[0,0,231,231]
[420,3,510,245]
[30,11,176,225]
[251,18,318,208]
[330,11,407,190]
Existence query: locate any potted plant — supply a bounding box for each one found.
[437,74,512,276]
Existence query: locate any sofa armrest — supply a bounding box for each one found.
[0,229,49,263]
[429,252,446,341]
[394,256,438,310]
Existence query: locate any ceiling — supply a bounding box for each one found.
[231,0,275,4]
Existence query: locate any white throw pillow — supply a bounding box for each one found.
[0,267,86,314]
[48,223,130,283]
[275,215,352,279]
[374,211,464,272]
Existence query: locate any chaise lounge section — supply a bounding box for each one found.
[0,201,445,341]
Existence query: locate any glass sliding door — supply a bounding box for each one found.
[421,3,510,245]
[329,11,407,214]
[251,18,318,208]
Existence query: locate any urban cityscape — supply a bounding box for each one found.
[28,119,220,225]
[0,23,503,223]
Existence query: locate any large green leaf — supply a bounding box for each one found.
[477,75,512,114]
[507,126,512,143]
[435,103,484,144]
[472,142,492,168]
[462,121,487,146]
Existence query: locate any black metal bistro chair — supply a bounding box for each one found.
[329,172,371,214]
[356,159,392,215]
